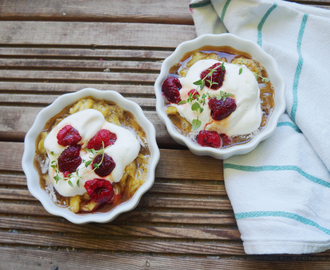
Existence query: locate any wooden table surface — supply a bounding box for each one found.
[0,0,330,269]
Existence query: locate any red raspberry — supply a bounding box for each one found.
[187,89,200,99]
[220,133,232,145]
[58,145,82,174]
[57,125,82,146]
[196,130,222,148]
[84,178,114,204]
[161,77,182,104]
[208,97,237,121]
[200,63,226,90]
[92,154,116,177]
[87,129,117,150]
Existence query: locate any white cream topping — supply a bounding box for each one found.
[44,109,140,197]
[174,59,262,136]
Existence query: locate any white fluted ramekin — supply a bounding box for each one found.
[22,88,160,224]
[155,33,285,159]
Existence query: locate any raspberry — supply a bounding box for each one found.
[87,129,117,150]
[220,134,232,145]
[200,63,226,90]
[57,125,82,146]
[187,89,200,99]
[58,145,82,174]
[161,77,182,104]
[208,97,237,121]
[84,178,114,204]
[92,154,116,177]
[196,130,222,148]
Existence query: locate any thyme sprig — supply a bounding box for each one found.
[50,142,109,187]
[253,70,270,83]
[178,63,226,130]
[238,60,269,83]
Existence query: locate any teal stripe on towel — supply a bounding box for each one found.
[277,122,302,133]
[223,164,330,188]
[189,0,211,9]
[221,0,232,21]
[291,13,308,123]
[235,211,330,235]
[257,3,278,47]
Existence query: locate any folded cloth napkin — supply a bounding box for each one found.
[190,0,330,254]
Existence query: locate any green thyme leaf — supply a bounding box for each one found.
[93,163,100,169]
[50,151,55,156]
[68,180,74,187]
[200,107,204,113]
[51,164,57,170]
[192,119,201,130]
[191,102,200,111]
[221,62,225,71]
[54,174,61,183]
[85,160,92,167]
[76,179,80,187]
[239,68,243,75]
[178,100,188,105]
[215,91,233,101]
[263,77,270,83]
[193,79,203,86]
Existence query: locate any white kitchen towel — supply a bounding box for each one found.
[190,0,330,254]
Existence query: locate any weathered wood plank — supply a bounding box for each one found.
[0,174,26,186]
[1,246,330,270]
[0,142,224,180]
[0,47,172,60]
[0,231,245,255]
[0,202,236,224]
[0,82,155,95]
[0,0,193,24]
[0,70,158,83]
[0,21,196,48]
[0,216,240,240]
[0,94,156,108]
[0,58,162,71]
[151,182,226,195]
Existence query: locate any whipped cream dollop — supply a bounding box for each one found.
[174,59,262,136]
[44,109,140,197]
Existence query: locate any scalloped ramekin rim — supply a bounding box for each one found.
[22,88,160,224]
[155,33,285,159]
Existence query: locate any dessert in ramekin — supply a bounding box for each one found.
[22,88,160,224]
[155,34,285,159]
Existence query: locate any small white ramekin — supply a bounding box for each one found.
[22,88,160,224]
[155,33,285,159]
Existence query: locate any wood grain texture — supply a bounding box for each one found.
[0,47,172,59]
[0,58,162,71]
[0,21,196,48]
[0,82,155,95]
[0,202,236,224]
[1,246,330,270]
[0,69,158,83]
[0,231,245,255]
[0,216,240,239]
[0,0,193,24]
